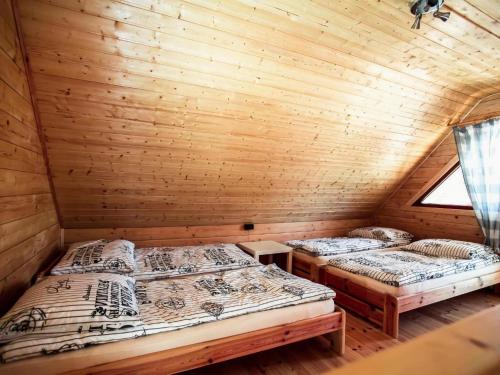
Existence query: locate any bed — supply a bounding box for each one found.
[288,227,413,281]
[319,240,500,338]
[0,243,345,373]
[0,301,344,374]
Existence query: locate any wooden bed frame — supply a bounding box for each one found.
[292,246,406,282]
[0,307,345,375]
[292,253,323,281]
[5,251,345,373]
[320,267,500,338]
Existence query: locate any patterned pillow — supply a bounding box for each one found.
[401,239,490,259]
[348,226,413,244]
[286,237,391,256]
[51,239,136,275]
[134,243,260,281]
[0,274,143,350]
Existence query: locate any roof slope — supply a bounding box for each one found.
[16,0,500,228]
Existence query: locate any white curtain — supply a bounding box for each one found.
[453,118,500,253]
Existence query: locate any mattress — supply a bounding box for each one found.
[326,252,500,296]
[0,299,335,374]
[287,237,396,257]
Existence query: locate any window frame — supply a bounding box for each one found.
[413,162,473,210]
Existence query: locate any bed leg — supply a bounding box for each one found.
[318,266,324,284]
[493,284,500,296]
[311,264,320,282]
[383,294,399,339]
[325,307,346,355]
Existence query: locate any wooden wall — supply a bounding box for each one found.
[15,0,500,229]
[0,0,59,312]
[374,94,500,242]
[63,218,371,248]
[461,93,500,125]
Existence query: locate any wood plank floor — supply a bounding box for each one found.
[188,289,500,374]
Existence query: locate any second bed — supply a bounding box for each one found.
[288,227,413,281]
[319,239,500,338]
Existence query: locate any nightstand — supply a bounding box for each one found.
[237,240,293,272]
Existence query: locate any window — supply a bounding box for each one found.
[415,163,473,209]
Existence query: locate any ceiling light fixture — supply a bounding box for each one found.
[410,0,450,29]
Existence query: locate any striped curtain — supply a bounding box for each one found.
[453,118,500,253]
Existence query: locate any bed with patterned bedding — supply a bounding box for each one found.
[0,265,335,363]
[321,239,500,339]
[133,243,260,281]
[287,237,399,257]
[327,249,500,287]
[136,264,335,335]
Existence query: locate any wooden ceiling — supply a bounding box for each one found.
[15,0,500,228]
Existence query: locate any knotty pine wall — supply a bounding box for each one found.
[63,218,372,247]
[461,93,500,125]
[15,0,500,229]
[0,0,60,312]
[0,0,498,309]
[374,94,500,242]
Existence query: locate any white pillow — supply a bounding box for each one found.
[0,273,143,347]
[51,239,136,275]
[348,226,413,244]
[401,239,490,259]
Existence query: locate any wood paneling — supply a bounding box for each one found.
[63,218,371,247]
[0,0,59,313]
[459,92,500,125]
[374,94,500,242]
[15,0,500,228]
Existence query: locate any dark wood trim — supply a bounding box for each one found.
[11,0,64,230]
[413,161,473,210]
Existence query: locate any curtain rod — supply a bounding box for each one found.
[450,92,500,127]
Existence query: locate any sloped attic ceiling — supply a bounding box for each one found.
[15,0,500,228]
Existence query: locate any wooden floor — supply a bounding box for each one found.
[188,289,500,374]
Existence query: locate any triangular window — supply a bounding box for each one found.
[415,163,473,209]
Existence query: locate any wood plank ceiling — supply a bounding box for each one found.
[15,0,500,228]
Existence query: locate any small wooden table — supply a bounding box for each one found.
[238,240,293,272]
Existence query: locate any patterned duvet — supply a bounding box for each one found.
[136,264,335,335]
[0,265,334,363]
[134,243,259,280]
[327,250,500,287]
[287,237,397,257]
